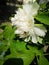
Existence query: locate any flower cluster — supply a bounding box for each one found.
[11,1,47,43]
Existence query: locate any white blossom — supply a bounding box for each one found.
[11,2,47,43]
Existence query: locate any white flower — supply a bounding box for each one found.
[23,0,36,4]
[11,2,47,43]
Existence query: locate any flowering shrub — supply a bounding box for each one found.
[0,0,49,65]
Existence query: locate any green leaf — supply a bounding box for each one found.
[15,40,26,52]
[35,12,49,25]
[0,29,3,40]
[3,40,44,65]
[38,55,49,65]
[0,22,11,28]
[7,40,44,65]
[0,59,4,65]
[5,40,36,65]
[3,25,15,41]
[40,2,46,9]
[0,40,9,53]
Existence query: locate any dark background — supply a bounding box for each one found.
[0,0,22,23]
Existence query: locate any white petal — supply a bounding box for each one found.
[34,27,46,37]
[11,17,17,26]
[31,2,39,16]
[33,0,36,3]
[32,35,37,43]
[15,29,23,34]
[11,18,16,22]
[23,0,36,4]
[24,37,30,42]
[35,24,47,32]
[23,0,31,4]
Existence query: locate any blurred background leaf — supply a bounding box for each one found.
[38,55,49,65]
